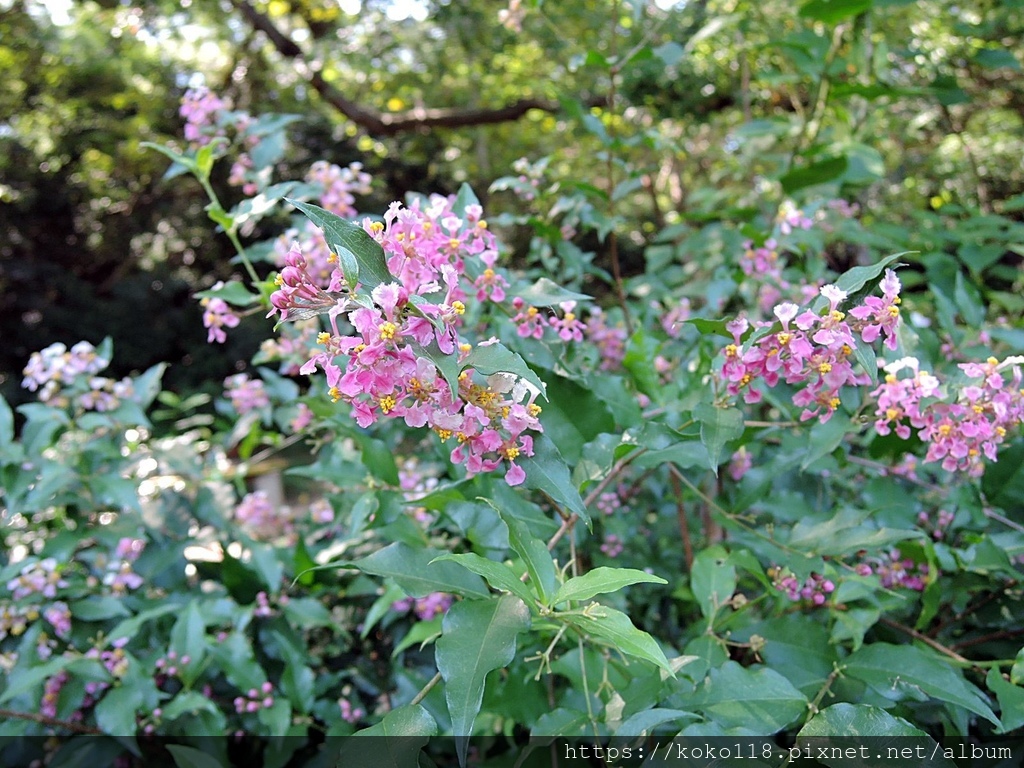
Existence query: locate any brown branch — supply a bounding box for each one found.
[0,707,103,734]
[229,0,604,137]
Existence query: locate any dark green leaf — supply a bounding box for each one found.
[689,661,807,732]
[515,277,592,307]
[432,553,536,605]
[844,643,999,725]
[780,156,848,194]
[690,547,737,620]
[552,566,666,605]
[694,401,745,473]
[563,604,673,675]
[167,745,226,768]
[286,199,392,290]
[517,435,590,527]
[436,596,530,764]
[495,505,558,604]
[799,0,873,25]
[349,543,490,598]
[462,342,547,400]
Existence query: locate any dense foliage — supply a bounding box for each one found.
[2,0,1024,767]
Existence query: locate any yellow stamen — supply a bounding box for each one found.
[829,397,841,409]
[379,395,396,413]
[886,408,899,420]
[777,332,792,345]
[317,332,331,345]
[369,221,384,234]
[818,362,832,374]
[379,321,398,340]
[504,445,520,460]
[451,300,466,315]
[528,403,542,417]
[725,344,738,357]
[477,220,488,229]
[328,386,341,402]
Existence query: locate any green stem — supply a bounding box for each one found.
[198,176,261,286]
[410,671,442,706]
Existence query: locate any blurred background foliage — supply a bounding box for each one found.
[2,0,1022,407]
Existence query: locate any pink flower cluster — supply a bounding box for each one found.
[600,534,624,558]
[307,160,372,218]
[772,569,835,605]
[7,557,68,600]
[234,490,295,540]
[271,197,544,486]
[224,373,270,414]
[392,592,454,621]
[180,86,226,146]
[720,271,903,423]
[235,682,276,713]
[21,341,134,412]
[201,291,241,344]
[339,697,367,724]
[856,551,930,591]
[872,355,1023,476]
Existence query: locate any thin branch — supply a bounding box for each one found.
[0,708,102,734]
[229,0,606,137]
[410,671,442,706]
[878,617,970,663]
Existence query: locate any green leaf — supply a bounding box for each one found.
[286,199,392,290]
[462,342,547,400]
[553,567,667,606]
[141,142,197,174]
[431,553,536,606]
[982,440,1024,512]
[733,615,838,696]
[515,277,593,307]
[451,183,480,218]
[788,507,921,556]
[392,617,443,658]
[616,708,699,736]
[689,661,807,732]
[799,0,873,25]
[694,401,745,473]
[1011,647,1024,685]
[169,600,206,671]
[801,415,856,470]
[194,281,257,307]
[340,705,436,767]
[987,669,1024,734]
[349,543,490,598]
[517,435,590,527]
[798,702,927,737]
[680,317,734,340]
[436,596,531,764]
[69,596,131,622]
[0,394,13,446]
[844,643,999,725]
[780,156,848,194]
[828,252,908,303]
[690,547,737,620]
[106,604,180,647]
[94,683,143,736]
[167,745,227,768]
[495,506,558,605]
[562,604,673,675]
[162,690,223,722]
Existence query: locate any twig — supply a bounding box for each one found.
[879,617,970,663]
[0,708,102,734]
[410,671,442,706]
